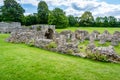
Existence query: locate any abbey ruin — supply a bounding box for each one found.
[0,22,21,33]
[5,24,120,63]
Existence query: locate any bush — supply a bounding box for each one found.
[87,52,108,62]
[27,39,35,47]
[66,49,74,54]
[36,26,41,31]
[46,42,57,49]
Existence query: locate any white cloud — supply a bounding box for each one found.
[1,0,120,18]
[0,0,3,6]
[24,12,31,16]
[45,0,120,18]
[17,0,39,6]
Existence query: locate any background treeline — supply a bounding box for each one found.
[0,0,120,28]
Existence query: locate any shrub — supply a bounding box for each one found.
[66,38,72,43]
[66,49,74,54]
[87,52,108,62]
[27,39,35,47]
[36,26,41,31]
[46,42,57,49]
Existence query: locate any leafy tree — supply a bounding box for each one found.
[103,16,109,27]
[37,1,49,24]
[95,17,103,27]
[117,18,120,27]
[24,13,38,26]
[48,8,68,28]
[0,15,2,21]
[0,6,2,21]
[1,0,25,22]
[80,11,94,27]
[108,16,117,27]
[68,15,79,27]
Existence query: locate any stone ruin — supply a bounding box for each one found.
[0,22,21,33]
[75,30,89,42]
[86,43,120,62]
[7,25,80,55]
[6,25,120,63]
[60,30,76,42]
[111,35,119,46]
[98,30,112,44]
[90,30,100,40]
[98,33,107,44]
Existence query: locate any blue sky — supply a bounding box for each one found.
[99,0,120,4]
[0,0,120,18]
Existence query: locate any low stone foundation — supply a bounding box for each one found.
[6,25,120,63]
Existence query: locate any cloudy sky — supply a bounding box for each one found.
[0,0,120,18]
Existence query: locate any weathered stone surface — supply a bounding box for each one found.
[111,35,119,46]
[75,30,89,42]
[57,35,66,47]
[35,39,53,48]
[113,31,120,42]
[86,43,95,53]
[86,45,120,62]
[89,33,95,44]
[92,46,115,55]
[60,30,72,40]
[6,25,120,62]
[0,22,21,33]
[7,30,36,43]
[93,46,120,61]
[103,30,112,41]
[90,30,100,40]
[98,34,106,44]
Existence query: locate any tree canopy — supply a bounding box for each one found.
[0,1,120,28]
[48,8,68,28]
[68,15,78,27]
[1,0,25,22]
[37,1,49,24]
[80,11,94,26]
[24,13,38,26]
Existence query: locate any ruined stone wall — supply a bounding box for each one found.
[0,22,21,33]
[6,26,120,63]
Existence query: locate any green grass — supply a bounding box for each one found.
[78,40,120,55]
[56,27,120,33]
[57,27,120,54]
[0,34,120,80]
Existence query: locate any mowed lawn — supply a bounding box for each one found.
[57,27,120,54]
[0,33,120,80]
[56,27,120,33]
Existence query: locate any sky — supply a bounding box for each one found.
[0,0,120,18]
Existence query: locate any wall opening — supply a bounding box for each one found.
[45,28,54,39]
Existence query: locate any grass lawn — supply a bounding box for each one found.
[56,27,120,33]
[0,33,120,80]
[57,27,120,54]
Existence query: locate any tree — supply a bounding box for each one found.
[48,8,68,28]
[1,0,25,22]
[37,1,49,24]
[68,15,79,27]
[0,6,2,21]
[24,13,38,26]
[0,15,2,21]
[80,11,94,26]
[108,16,117,27]
[102,16,109,27]
[117,18,120,27]
[95,17,103,27]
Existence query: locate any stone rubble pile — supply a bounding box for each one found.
[6,25,120,63]
[86,43,120,62]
